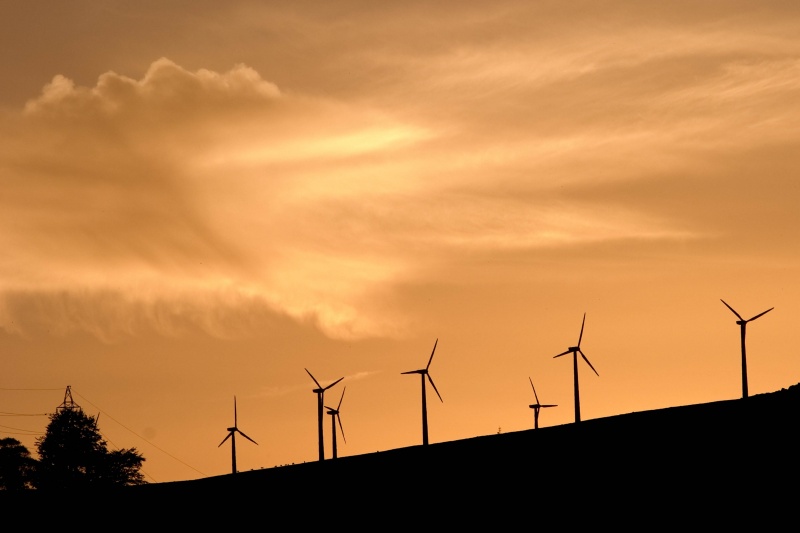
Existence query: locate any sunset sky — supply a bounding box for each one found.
[3,1,800,483]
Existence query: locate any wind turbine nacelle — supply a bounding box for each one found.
[227,427,236,432]
[568,347,580,352]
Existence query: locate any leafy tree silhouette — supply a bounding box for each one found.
[0,437,37,491]
[35,407,146,490]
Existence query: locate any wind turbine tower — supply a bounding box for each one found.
[218,396,258,474]
[553,313,599,423]
[325,386,346,459]
[402,338,443,445]
[721,299,774,399]
[306,368,344,461]
[528,377,557,429]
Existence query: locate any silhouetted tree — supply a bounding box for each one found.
[34,407,146,490]
[0,437,37,491]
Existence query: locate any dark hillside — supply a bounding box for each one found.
[9,384,799,525]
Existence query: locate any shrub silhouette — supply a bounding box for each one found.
[0,437,37,491]
[35,407,146,490]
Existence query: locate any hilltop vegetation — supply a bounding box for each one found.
[1,405,145,492]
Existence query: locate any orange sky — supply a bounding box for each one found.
[3,1,800,483]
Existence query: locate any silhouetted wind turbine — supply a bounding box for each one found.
[402,338,443,446]
[553,313,598,423]
[306,368,344,461]
[325,386,346,460]
[528,377,557,430]
[218,396,258,474]
[721,299,774,399]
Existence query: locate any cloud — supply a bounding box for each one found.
[255,369,379,399]
[0,59,431,341]
[4,16,798,343]
[0,285,297,343]
[24,57,281,118]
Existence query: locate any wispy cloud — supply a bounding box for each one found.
[4,2,800,343]
[256,370,379,399]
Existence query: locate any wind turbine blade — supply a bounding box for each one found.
[324,376,344,391]
[720,299,743,321]
[305,368,322,388]
[529,378,541,403]
[542,404,558,408]
[401,369,422,375]
[337,413,346,443]
[218,432,232,447]
[747,307,774,322]
[553,350,571,358]
[580,350,599,376]
[234,396,238,427]
[238,430,258,445]
[577,313,586,346]
[337,386,346,410]
[426,338,439,370]
[427,373,443,402]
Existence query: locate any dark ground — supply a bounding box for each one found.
[7,384,799,526]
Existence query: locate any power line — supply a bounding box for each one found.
[0,388,63,391]
[0,423,45,436]
[93,427,159,483]
[72,389,206,478]
[2,385,207,479]
[0,391,51,438]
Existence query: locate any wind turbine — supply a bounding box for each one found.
[402,338,443,446]
[721,299,774,399]
[553,313,598,423]
[218,396,258,474]
[528,377,557,429]
[325,386,346,459]
[306,368,344,461]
